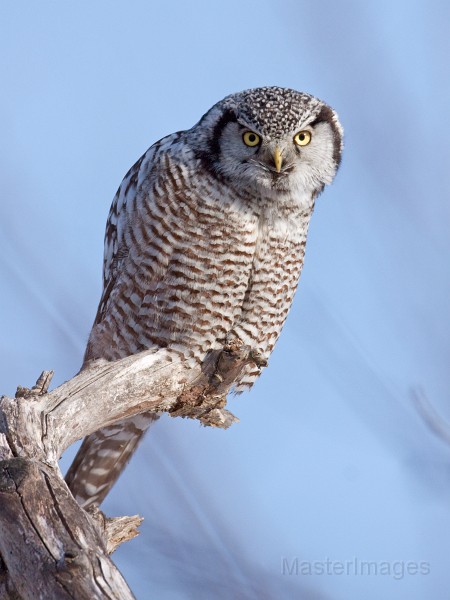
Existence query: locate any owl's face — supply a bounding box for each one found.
[190,87,343,198]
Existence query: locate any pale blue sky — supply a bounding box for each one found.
[1,2,450,599]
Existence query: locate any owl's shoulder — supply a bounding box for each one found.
[101,134,171,281]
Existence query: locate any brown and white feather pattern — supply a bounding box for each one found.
[66,86,343,507]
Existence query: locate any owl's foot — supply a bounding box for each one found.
[171,341,259,427]
[222,337,247,356]
[223,338,267,367]
[247,349,268,369]
[208,341,268,389]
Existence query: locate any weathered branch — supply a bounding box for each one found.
[0,343,255,597]
[0,458,133,599]
[87,508,144,555]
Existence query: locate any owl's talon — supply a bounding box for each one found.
[248,349,268,368]
[223,338,246,356]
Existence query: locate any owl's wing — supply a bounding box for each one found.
[92,153,146,327]
[91,132,181,331]
[70,137,179,506]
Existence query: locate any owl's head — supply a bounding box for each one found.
[190,87,343,198]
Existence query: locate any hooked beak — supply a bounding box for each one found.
[273,146,283,173]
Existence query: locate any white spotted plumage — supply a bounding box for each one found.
[66,87,343,507]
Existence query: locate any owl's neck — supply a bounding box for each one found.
[255,187,316,219]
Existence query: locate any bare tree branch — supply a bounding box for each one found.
[0,343,253,597]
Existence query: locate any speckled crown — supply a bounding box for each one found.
[225,86,324,138]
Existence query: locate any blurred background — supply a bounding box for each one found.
[1,1,449,598]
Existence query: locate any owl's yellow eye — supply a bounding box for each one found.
[242,131,261,147]
[294,130,312,147]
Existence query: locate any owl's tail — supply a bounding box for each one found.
[65,412,159,508]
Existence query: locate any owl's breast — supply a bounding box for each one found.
[120,175,260,361]
[226,195,313,351]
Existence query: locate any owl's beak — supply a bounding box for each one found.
[273,147,283,173]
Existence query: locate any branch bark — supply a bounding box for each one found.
[0,344,254,598]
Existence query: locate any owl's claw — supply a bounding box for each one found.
[223,338,268,368]
[248,349,268,368]
[222,338,247,356]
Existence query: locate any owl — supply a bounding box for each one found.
[65,87,343,507]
